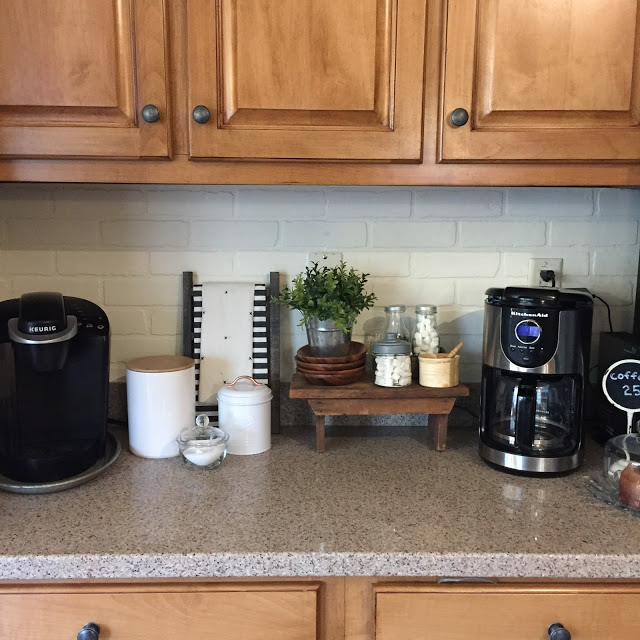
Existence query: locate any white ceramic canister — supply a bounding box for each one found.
[126,355,195,458]
[217,376,272,455]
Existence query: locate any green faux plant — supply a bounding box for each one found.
[273,261,377,331]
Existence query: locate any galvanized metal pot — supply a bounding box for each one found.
[305,317,352,357]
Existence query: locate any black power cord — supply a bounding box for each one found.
[539,269,556,287]
[592,294,613,333]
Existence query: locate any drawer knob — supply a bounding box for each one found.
[141,104,160,123]
[192,105,211,124]
[548,623,571,640]
[450,108,469,127]
[77,622,100,640]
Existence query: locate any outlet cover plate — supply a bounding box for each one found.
[308,252,343,268]
[528,258,563,288]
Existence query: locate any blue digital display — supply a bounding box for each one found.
[516,324,540,338]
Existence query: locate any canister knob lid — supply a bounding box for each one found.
[217,375,272,404]
[372,334,411,355]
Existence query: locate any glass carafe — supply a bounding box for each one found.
[483,369,581,456]
[383,305,409,342]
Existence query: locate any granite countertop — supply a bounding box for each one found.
[0,422,638,581]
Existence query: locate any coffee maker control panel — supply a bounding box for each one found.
[501,307,559,368]
[64,297,109,337]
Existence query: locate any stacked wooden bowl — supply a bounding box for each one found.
[295,342,367,386]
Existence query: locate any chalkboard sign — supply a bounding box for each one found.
[601,359,640,433]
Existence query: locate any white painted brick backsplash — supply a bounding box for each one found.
[440,333,483,363]
[54,187,146,218]
[460,221,546,247]
[0,250,55,274]
[564,276,633,305]
[57,251,148,275]
[150,308,180,335]
[148,189,233,218]
[149,251,233,277]
[191,221,278,249]
[102,220,188,248]
[455,278,521,306]
[502,250,590,277]
[411,252,500,278]
[111,335,179,364]
[0,186,53,218]
[0,184,638,383]
[104,277,181,306]
[0,280,11,299]
[371,222,456,247]
[414,187,503,218]
[13,277,101,302]
[0,184,53,218]
[596,189,640,217]
[438,305,484,335]
[372,278,455,307]
[237,189,325,219]
[9,219,99,247]
[326,189,411,219]
[549,221,638,246]
[342,252,410,277]
[233,251,306,277]
[103,307,148,334]
[592,305,634,334]
[505,188,594,217]
[592,248,639,276]
[282,221,366,248]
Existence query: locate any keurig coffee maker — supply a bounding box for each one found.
[480,287,593,474]
[0,292,110,482]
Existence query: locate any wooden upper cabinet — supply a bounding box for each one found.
[186,0,427,161]
[0,0,170,159]
[441,0,640,162]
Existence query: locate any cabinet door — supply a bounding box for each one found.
[186,0,426,162]
[441,0,640,162]
[0,0,170,159]
[376,585,640,640]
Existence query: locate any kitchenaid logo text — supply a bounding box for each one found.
[510,311,548,318]
[28,325,56,333]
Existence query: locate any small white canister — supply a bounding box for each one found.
[217,376,272,455]
[126,355,195,458]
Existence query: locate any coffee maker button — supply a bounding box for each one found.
[97,324,104,330]
[522,355,531,363]
[509,346,516,352]
[86,323,93,328]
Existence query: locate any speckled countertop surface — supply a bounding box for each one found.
[0,423,638,580]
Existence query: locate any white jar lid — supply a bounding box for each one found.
[217,376,272,405]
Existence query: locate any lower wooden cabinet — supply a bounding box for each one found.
[375,583,640,640]
[0,582,322,640]
[2,578,640,640]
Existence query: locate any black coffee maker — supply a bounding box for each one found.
[0,292,109,482]
[480,287,593,474]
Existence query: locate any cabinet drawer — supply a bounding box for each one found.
[376,585,640,639]
[0,584,318,640]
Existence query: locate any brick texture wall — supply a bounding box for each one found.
[0,184,638,382]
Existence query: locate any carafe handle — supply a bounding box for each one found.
[514,381,536,448]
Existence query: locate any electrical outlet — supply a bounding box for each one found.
[528,258,563,288]
[307,252,343,268]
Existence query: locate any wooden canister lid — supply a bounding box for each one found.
[126,355,194,373]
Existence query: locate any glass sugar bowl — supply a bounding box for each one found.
[372,334,412,387]
[177,415,229,470]
[383,305,410,342]
[413,304,439,355]
[604,433,640,509]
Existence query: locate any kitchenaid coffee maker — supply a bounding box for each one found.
[0,292,110,482]
[480,287,593,474]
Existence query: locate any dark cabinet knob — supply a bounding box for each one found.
[548,623,571,640]
[192,105,211,124]
[77,622,100,640]
[450,108,469,127]
[141,104,160,123]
